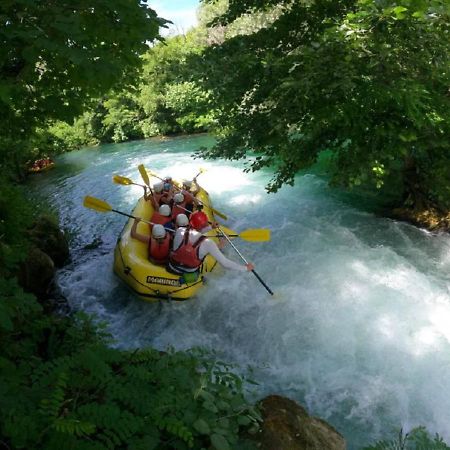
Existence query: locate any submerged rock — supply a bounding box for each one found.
[254,395,346,450]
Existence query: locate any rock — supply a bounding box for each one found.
[18,246,55,298]
[389,207,450,232]
[253,395,346,450]
[28,215,69,266]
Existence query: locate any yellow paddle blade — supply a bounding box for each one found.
[113,175,133,185]
[138,164,150,186]
[199,167,207,174]
[146,168,160,179]
[83,196,112,213]
[239,229,271,242]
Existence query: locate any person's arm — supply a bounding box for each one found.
[200,240,254,272]
[130,218,150,244]
[172,227,183,251]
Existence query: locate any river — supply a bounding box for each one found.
[27,134,450,449]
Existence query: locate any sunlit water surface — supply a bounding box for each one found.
[28,135,450,449]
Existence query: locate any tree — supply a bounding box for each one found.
[0,0,167,173]
[197,0,450,211]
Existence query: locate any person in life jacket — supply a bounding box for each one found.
[171,192,188,220]
[168,210,254,275]
[179,179,201,213]
[130,220,171,265]
[144,181,169,208]
[161,176,176,203]
[182,179,200,197]
[151,204,175,231]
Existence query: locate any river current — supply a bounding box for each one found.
[28,135,450,449]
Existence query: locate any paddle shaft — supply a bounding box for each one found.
[218,228,274,296]
[111,209,174,233]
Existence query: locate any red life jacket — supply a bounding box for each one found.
[170,231,207,269]
[148,234,171,264]
[182,190,195,206]
[151,212,171,226]
[171,203,186,220]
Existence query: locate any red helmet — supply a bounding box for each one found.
[190,211,209,230]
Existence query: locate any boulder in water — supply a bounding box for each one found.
[253,395,346,450]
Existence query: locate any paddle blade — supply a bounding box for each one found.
[138,164,150,186]
[83,196,112,213]
[113,175,133,185]
[239,229,271,242]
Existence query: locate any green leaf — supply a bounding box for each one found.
[193,418,210,435]
[211,433,231,450]
[392,6,408,19]
[203,401,219,413]
[237,415,252,426]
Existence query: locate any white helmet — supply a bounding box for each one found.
[153,182,164,193]
[152,224,166,239]
[158,204,171,216]
[176,214,189,227]
[182,179,192,189]
[173,193,184,204]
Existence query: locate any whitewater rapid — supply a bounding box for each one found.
[28,135,450,449]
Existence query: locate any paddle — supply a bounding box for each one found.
[217,226,274,296]
[192,167,207,181]
[113,175,146,189]
[84,196,268,244]
[138,164,154,197]
[213,229,270,242]
[83,196,174,233]
[146,167,228,221]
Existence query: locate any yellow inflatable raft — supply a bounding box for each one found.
[113,187,235,301]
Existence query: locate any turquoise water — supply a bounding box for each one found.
[27,135,450,449]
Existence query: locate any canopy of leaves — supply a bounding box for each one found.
[197,0,450,210]
[0,0,166,173]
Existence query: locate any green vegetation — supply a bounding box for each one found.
[363,427,450,449]
[39,0,450,214]
[197,0,450,212]
[0,0,166,176]
[0,280,260,449]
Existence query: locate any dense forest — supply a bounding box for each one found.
[1,0,450,449]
